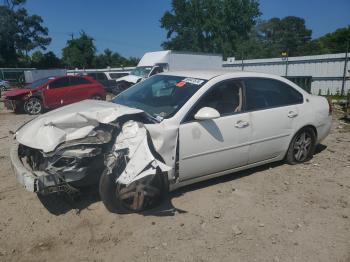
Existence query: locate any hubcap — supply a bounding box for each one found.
[25,99,41,114]
[293,132,312,161]
[116,176,161,211]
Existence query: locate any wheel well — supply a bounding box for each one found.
[284,124,318,161]
[300,125,318,139]
[23,92,42,101]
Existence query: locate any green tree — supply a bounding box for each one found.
[93,49,126,68]
[62,31,96,69]
[31,51,61,68]
[124,57,140,67]
[0,0,51,67]
[315,26,350,54]
[238,16,313,58]
[92,49,139,68]
[160,0,260,58]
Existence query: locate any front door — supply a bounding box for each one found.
[179,80,252,181]
[43,77,70,108]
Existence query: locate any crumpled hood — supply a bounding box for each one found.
[117,74,142,84]
[4,88,34,97]
[15,100,143,153]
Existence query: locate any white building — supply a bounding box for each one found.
[223,53,349,95]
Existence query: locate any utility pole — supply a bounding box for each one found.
[282,50,289,77]
[341,41,349,97]
[241,52,244,71]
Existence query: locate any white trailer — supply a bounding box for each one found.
[114,50,222,92]
[24,69,66,84]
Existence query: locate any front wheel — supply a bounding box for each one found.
[99,170,164,213]
[286,127,316,164]
[24,97,43,115]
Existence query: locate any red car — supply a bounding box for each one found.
[3,75,106,115]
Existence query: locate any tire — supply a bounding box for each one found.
[24,97,43,115]
[286,127,316,165]
[99,169,164,214]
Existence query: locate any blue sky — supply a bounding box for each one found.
[25,0,350,58]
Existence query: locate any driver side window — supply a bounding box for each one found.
[185,80,243,122]
[50,78,69,89]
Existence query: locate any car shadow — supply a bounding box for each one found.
[38,145,327,216]
[37,185,101,216]
[314,144,327,155]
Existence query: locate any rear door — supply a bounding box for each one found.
[65,77,93,104]
[43,77,70,108]
[243,78,304,163]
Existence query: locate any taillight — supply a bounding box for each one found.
[327,97,332,115]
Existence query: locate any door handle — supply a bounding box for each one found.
[287,111,298,118]
[235,120,249,128]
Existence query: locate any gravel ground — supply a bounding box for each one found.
[0,103,349,262]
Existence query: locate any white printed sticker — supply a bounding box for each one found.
[182,78,205,85]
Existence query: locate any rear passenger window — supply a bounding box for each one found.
[244,78,303,111]
[70,77,91,85]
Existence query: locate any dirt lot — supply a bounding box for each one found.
[0,104,349,262]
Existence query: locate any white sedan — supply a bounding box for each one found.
[10,71,332,213]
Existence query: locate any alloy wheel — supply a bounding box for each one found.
[25,98,42,115]
[293,131,312,162]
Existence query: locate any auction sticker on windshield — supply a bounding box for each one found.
[183,78,205,85]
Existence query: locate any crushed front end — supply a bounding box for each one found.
[12,125,115,195]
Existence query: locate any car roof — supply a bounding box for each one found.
[159,70,285,81]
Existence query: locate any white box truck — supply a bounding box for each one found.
[113,50,222,94]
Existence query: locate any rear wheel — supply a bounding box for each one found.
[24,97,43,115]
[99,170,164,213]
[286,127,316,164]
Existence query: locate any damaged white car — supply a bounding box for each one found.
[10,71,332,213]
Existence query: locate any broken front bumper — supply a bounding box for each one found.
[10,143,38,192]
[10,143,97,194]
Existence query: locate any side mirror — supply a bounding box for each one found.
[194,107,220,120]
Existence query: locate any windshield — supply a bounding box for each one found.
[113,75,207,120]
[130,66,152,77]
[25,77,54,89]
